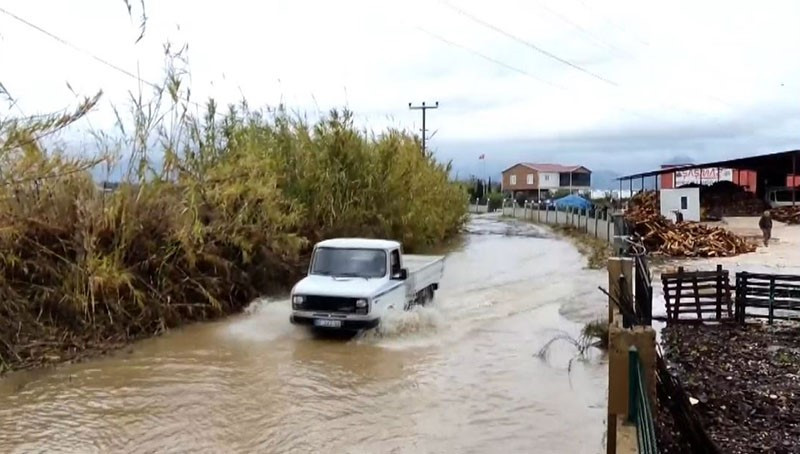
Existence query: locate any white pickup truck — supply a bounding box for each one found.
[289,238,445,331]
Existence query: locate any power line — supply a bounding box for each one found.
[534,0,733,110]
[436,2,732,123]
[0,6,154,89]
[439,0,619,87]
[573,0,650,47]
[416,27,566,91]
[415,27,662,123]
[532,0,634,59]
[0,6,221,119]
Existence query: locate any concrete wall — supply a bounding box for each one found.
[660,187,700,222]
[468,203,489,214]
[500,202,617,243]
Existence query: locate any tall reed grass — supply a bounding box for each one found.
[0,57,467,373]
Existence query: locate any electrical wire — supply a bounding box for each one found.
[0,6,155,89]
[415,26,662,123]
[440,0,619,87]
[532,0,634,59]
[0,6,221,118]
[436,1,731,123]
[415,27,566,91]
[573,0,650,47]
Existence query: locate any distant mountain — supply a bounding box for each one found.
[591,170,622,190]
[663,154,695,166]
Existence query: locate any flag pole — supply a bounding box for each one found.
[483,155,487,194]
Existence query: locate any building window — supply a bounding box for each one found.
[510,175,516,185]
[527,174,534,184]
[544,175,550,181]
[680,196,688,210]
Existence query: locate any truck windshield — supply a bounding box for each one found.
[310,248,387,278]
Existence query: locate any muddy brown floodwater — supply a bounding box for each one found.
[0,216,609,454]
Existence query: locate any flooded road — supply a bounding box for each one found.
[0,216,609,454]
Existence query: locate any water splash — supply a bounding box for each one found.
[368,305,444,338]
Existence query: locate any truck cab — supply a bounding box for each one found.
[289,238,444,331]
[765,186,800,208]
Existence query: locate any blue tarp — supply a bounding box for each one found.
[554,194,593,210]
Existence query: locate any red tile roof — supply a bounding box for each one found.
[502,163,591,173]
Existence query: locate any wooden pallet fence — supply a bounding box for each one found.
[735,272,800,324]
[661,265,733,324]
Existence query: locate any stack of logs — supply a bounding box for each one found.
[771,206,800,225]
[625,192,756,257]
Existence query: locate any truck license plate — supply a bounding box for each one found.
[313,319,342,328]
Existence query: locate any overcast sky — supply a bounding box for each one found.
[2,0,800,181]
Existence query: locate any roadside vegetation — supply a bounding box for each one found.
[581,318,609,349]
[551,225,611,269]
[0,50,467,374]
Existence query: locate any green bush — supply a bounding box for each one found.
[0,87,467,373]
[487,192,504,211]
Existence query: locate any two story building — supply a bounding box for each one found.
[501,163,591,200]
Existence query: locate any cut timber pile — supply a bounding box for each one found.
[626,191,756,257]
[772,206,800,225]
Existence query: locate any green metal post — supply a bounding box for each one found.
[628,346,639,424]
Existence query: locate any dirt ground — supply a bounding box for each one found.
[660,324,800,454]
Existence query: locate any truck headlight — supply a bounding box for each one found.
[292,295,305,309]
[355,298,368,314]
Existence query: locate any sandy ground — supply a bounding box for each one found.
[703,217,800,270]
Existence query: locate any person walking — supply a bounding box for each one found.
[759,210,772,247]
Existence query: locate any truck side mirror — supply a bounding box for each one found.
[394,268,408,280]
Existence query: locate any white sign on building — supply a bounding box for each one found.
[660,188,701,222]
[674,168,733,186]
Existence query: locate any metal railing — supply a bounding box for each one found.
[628,346,658,453]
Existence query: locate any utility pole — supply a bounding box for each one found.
[408,101,439,154]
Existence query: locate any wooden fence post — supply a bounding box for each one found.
[674,267,684,324]
[769,275,776,325]
[608,258,634,323]
[715,264,723,321]
[736,272,744,323]
[693,275,702,321]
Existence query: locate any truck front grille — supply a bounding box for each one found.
[303,295,358,313]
